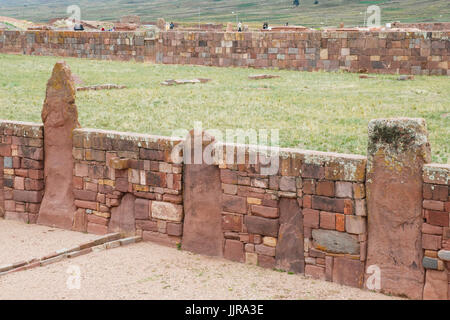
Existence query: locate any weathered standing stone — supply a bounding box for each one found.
[182,130,224,257]
[38,62,80,229]
[312,229,360,255]
[108,193,136,236]
[365,118,431,300]
[276,198,304,273]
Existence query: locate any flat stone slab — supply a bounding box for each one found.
[161,78,211,86]
[397,75,414,81]
[77,84,127,91]
[248,74,280,80]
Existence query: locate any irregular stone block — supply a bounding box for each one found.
[245,215,279,237]
[108,193,136,236]
[134,198,150,220]
[108,157,130,170]
[305,264,326,280]
[152,201,183,222]
[366,118,431,300]
[72,208,87,233]
[345,215,366,234]
[251,205,278,218]
[332,257,365,288]
[312,229,359,255]
[423,256,439,270]
[38,62,80,229]
[312,196,344,213]
[223,194,247,214]
[224,239,244,262]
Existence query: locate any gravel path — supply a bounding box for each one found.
[0,239,400,300]
[0,219,98,265]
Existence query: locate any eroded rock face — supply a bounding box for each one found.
[37,62,80,229]
[276,198,304,273]
[365,118,431,300]
[182,130,224,257]
[423,270,448,300]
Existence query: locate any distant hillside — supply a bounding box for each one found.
[0,0,449,28]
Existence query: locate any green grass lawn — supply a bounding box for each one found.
[0,53,448,163]
[2,0,449,28]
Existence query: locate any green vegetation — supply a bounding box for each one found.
[1,0,449,28]
[0,54,448,163]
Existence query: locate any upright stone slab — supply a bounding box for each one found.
[37,62,80,229]
[182,130,224,257]
[365,118,431,299]
[276,198,304,273]
[108,193,136,236]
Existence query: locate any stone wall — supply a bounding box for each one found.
[1,117,449,299]
[422,164,449,299]
[0,29,449,75]
[0,61,449,299]
[0,30,158,62]
[158,30,449,75]
[0,121,44,223]
[216,144,367,287]
[71,128,183,246]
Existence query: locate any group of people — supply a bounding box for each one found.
[73,20,289,32]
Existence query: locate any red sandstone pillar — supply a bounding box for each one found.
[181,129,224,257]
[365,118,431,299]
[37,62,80,229]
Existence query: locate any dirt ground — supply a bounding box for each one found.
[0,219,98,265]
[0,230,400,300]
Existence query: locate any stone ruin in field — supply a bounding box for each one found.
[0,62,448,300]
[0,26,448,75]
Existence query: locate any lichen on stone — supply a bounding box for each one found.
[368,118,431,165]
